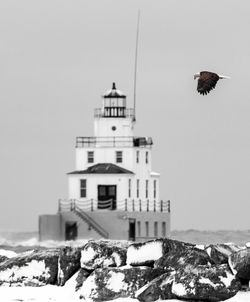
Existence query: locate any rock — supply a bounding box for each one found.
[136,271,176,302]
[127,238,194,267]
[0,248,60,286]
[0,256,8,264]
[78,266,165,301]
[154,247,213,270]
[205,244,242,264]
[229,249,250,280]
[57,246,81,286]
[75,268,92,291]
[80,240,127,270]
[172,264,240,301]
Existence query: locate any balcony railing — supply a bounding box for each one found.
[58,198,170,213]
[76,136,153,148]
[94,108,135,118]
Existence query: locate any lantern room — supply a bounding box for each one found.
[101,82,127,118]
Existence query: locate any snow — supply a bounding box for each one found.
[219,271,235,287]
[80,247,96,267]
[172,282,187,296]
[77,273,98,300]
[206,247,212,257]
[106,271,127,292]
[195,244,205,250]
[127,241,163,265]
[112,252,122,266]
[228,256,237,275]
[199,277,217,288]
[0,249,17,258]
[245,242,250,248]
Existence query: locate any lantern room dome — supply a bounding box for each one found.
[103,82,126,99]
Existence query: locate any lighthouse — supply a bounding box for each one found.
[39,83,170,241]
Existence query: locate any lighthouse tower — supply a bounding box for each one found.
[39,83,170,241]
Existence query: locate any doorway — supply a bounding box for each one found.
[129,218,136,241]
[65,222,78,241]
[98,185,117,210]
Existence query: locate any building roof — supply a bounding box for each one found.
[103,82,126,99]
[67,163,134,175]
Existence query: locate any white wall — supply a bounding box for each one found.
[75,146,153,174]
[68,172,161,210]
[94,117,134,137]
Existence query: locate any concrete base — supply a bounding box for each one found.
[39,210,170,241]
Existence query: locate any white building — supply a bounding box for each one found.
[39,83,170,241]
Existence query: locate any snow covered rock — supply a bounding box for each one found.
[80,240,127,270]
[137,264,239,302]
[57,246,81,286]
[154,246,213,270]
[78,266,165,301]
[172,264,240,301]
[205,244,242,264]
[229,249,250,280]
[127,238,194,267]
[0,248,60,286]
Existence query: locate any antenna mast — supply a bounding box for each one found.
[133,10,140,122]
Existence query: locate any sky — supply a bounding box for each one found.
[0,0,250,231]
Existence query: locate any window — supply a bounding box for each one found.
[136,179,140,198]
[87,151,94,163]
[80,179,87,198]
[153,180,157,199]
[128,179,131,198]
[146,151,148,164]
[145,180,149,199]
[154,222,158,237]
[116,151,123,163]
[145,221,149,237]
[136,150,139,163]
[162,222,166,237]
[137,221,141,237]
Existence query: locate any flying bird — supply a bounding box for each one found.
[194,71,230,95]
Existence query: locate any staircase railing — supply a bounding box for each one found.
[73,204,109,239]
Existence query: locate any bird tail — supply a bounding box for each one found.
[218,75,230,79]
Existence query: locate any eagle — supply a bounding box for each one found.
[194,71,230,95]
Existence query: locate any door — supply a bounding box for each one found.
[98,185,117,210]
[129,218,136,241]
[65,222,78,241]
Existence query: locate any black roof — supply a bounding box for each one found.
[67,163,134,175]
[103,82,126,99]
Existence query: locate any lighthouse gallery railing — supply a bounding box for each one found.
[75,136,153,148]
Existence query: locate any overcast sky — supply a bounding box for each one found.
[0,0,250,231]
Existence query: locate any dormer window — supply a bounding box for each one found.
[88,151,94,163]
[116,151,123,163]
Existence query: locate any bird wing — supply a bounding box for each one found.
[197,71,219,95]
